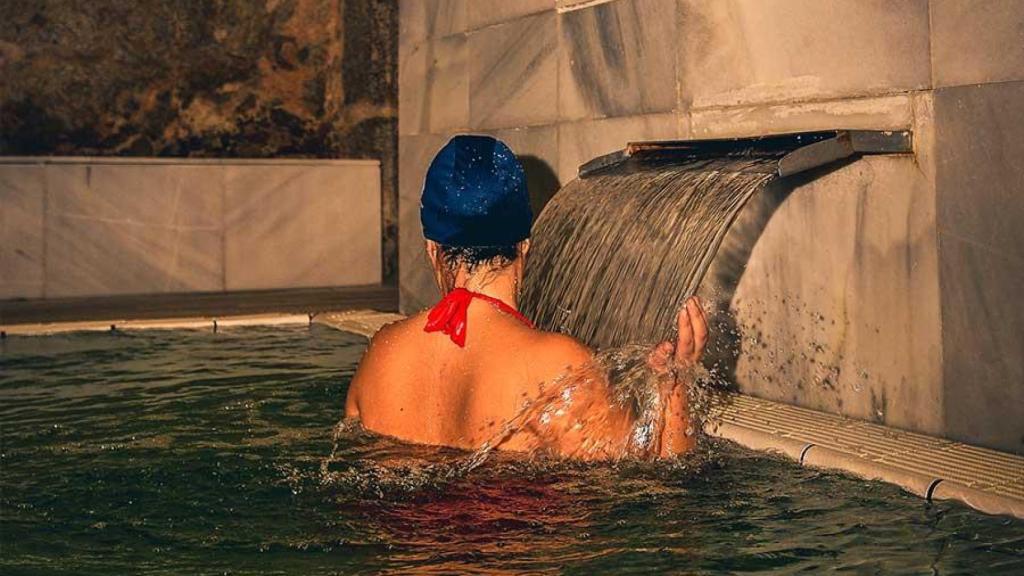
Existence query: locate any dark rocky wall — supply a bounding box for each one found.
[0,0,398,280]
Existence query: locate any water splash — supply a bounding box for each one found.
[319,345,730,498]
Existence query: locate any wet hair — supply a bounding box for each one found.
[439,244,519,274]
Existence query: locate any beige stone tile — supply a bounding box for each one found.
[0,164,45,299]
[399,34,469,136]
[726,155,943,435]
[398,133,451,312]
[678,0,931,108]
[468,11,559,129]
[224,164,381,290]
[557,112,678,183]
[399,0,468,48]
[399,190,440,313]
[45,163,222,229]
[467,0,554,31]
[45,215,223,298]
[559,0,677,121]
[934,82,1024,263]
[938,232,1024,453]
[931,0,1024,87]
[688,94,916,139]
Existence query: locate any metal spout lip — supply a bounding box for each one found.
[578,129,914,179]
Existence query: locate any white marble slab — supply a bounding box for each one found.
[468,11,559,129]
[931,0,1024,88]
[559,0,677,121]
[45,213,223,298]
[1,158,382,300]
[399,34,469,136]
[677,0,931,109]
[728,155,944,436]
[0,165,45,299]
[224,163,382,291]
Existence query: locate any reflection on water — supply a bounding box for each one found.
[2,327,1022,574]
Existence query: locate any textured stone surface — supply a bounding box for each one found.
[468,11,559,129]
[677,0,931,108]
[727,156,943,436]
[0,165,45,299]
[467,0,553,31]
[939,233,1024,454]
[688,95,915,139]
[557,112,678,183]
[399,34,468,135]
[42,162,225,297]
[1,159,381,299]
[559,0,677,120]
[934,82,1024,263]
[398,135,447,313]
[224,163,381,291]
[0,0,399,282]
[934,82,1024,453]
[45,216,223,298]
[399,0,467,46]
[45,164,224,229]
[931,0,1024,87]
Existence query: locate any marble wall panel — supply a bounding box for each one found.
[398,134,448,312]
[938,233,1024,454]
[931,0,1024,88]
[399,34,469,136]
[399,190,440,313]
[688,94,915,140]
[400,0,468,48]
[934,81,1024,453]
[467,0,554,31]
[0,164,46,299]
[45,164,223,229]
[42,162,225,298]
[557,112,678,184]
[726,156,943,435]
[45,215,223,298]
[468,11,559,130]
[559,0,677,121]
[677,0,931,109]
[224,164,381,291]
[934,82,1024,263]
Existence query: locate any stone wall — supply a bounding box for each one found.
[0,158,381,299]
[0,0,398,281]
[398,0,1024,453]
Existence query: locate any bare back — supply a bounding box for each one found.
[345,302,601,451]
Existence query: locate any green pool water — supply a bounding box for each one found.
[1,326,1021,575]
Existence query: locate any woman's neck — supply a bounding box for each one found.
[449,268,519,308]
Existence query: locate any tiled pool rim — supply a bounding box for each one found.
[3,309,1021,520]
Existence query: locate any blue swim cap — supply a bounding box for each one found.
[420,135,532,247]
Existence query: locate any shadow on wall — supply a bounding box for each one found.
[519,155,561,221]
[699,160,856,388]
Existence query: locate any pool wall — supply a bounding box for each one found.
[0,157,383,299]
[396,1,1024,453]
